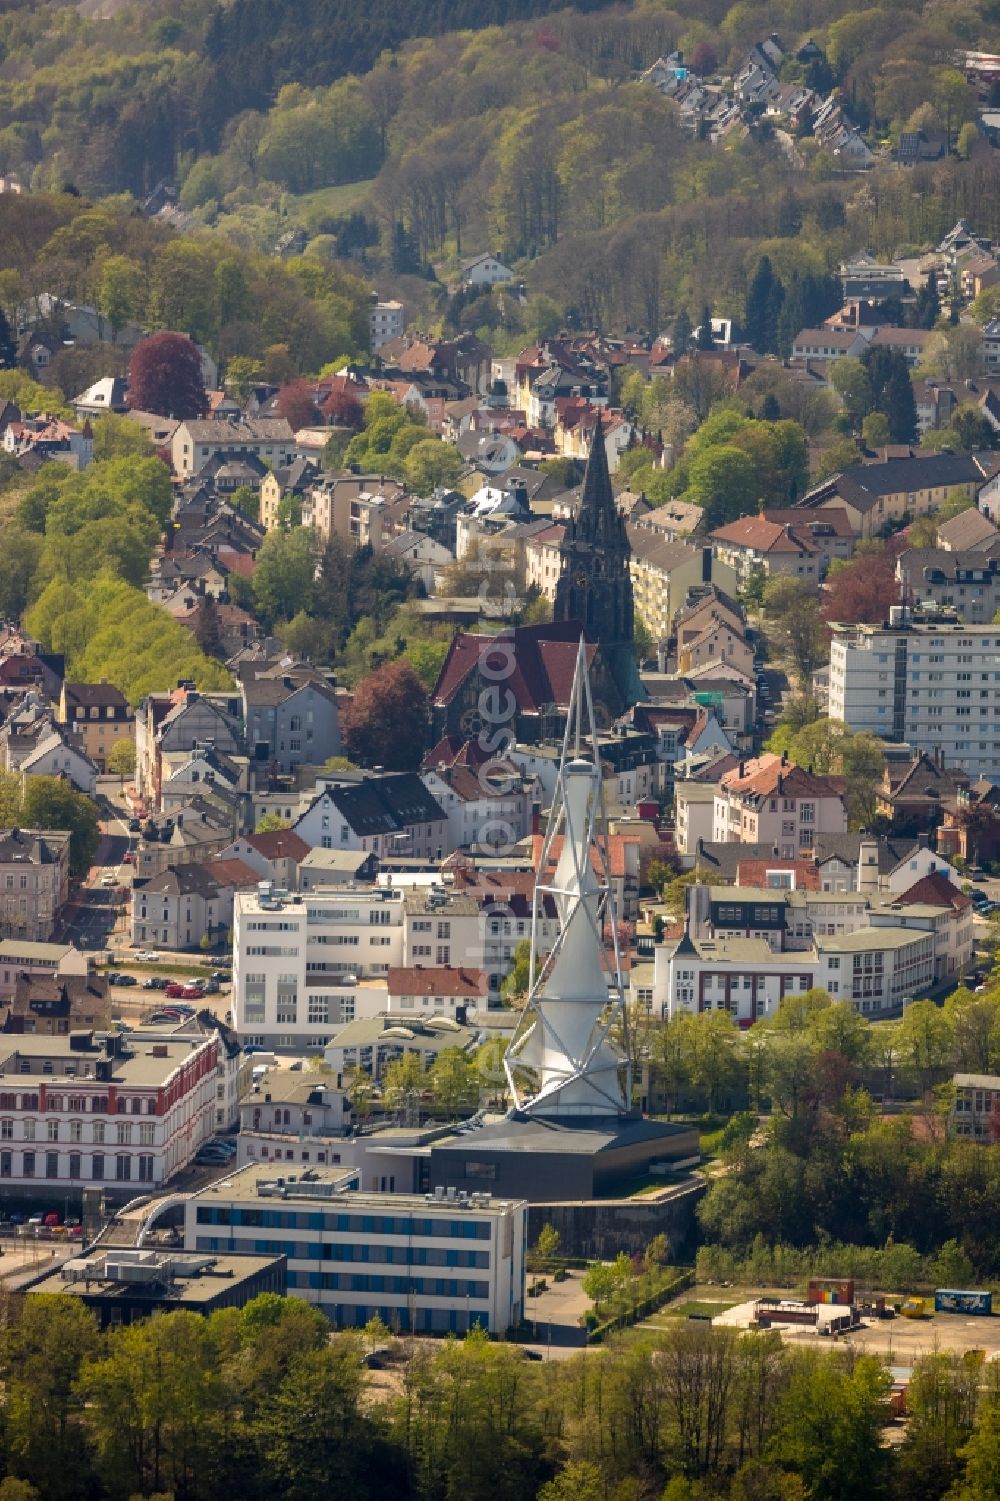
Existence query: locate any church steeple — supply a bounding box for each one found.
[578,410,616,534]
[553,410,643,711]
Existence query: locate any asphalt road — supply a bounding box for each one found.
[52,794,135,956]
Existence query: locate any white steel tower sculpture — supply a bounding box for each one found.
[504,637,631,1118]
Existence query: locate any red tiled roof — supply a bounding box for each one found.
[387,965,488,998]
[244,830,311,862]
[531,833,638,880]
[421,736,493,772]
[432,622,595,712]
[895,872,971,911]
[711,516,818,554]
[721,754,845,801]
[736,858,821,890]
[201,856,261,889]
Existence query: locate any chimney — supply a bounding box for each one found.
[781,751,788,767]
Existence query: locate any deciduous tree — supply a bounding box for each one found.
[341,658,428,770]
[126,331,208,419]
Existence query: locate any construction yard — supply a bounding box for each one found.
[634,1283,1000,1361]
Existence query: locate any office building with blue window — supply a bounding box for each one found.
[183,1162,527,1335]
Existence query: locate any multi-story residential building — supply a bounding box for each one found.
[710,515,824,587]
[674,782,720,855]
[216,830,311,891]
[676,617,755,679]
[0,940,89,1000]
[237,1069,350,1170]
[135,689,243,809]
[233,885,405,1049]
[130,858,258,951]
[132,800,235,881]
[185,1163,527,1334]
[510,733,662,819]
[131,1011,250,1132]
[56,682,134,773]
[896,548,1000,623]
[685,872,973,980]
[301,473,406,549]
[294,775,448,862]
[523,521,567,602]
[0,1029,218,1198]
[829,607,1000,780]
[797,453,985,540]
[0,829,71,944]
[241,670,340,776]
[626,532,739,641]
[419,765,532,856]
[387,964,488,1018]
[171,417,296,479]
[1,971,110,1036]
[711,754,848,853]
[401,881,480,962]
[369,299,405,351]
[951,1073,1000,1140]
[659,923,936,1022]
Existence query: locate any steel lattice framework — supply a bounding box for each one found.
[504,637,631,1117]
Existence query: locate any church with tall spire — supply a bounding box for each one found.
[553,415,645,715]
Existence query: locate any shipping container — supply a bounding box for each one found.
[934,1289,993,1315]
[808,1277,855,1306]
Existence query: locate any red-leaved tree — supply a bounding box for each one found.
[341,659,428,771]
[276,379,319,432]
[126,332,208,419]
[820,551,901,625]
[322,387,365,429]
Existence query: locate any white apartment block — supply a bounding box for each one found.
[233,886,404,1050]
[829,608,1000,780]
[369,300,404,351]
[0,1031,217,1197]
[659,924,936,1023]
[185,1163,527,1334]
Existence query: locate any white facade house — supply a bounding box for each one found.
[462,253,514,288]
[184,1163,527,1335]
[420,766,532,856]
[674,782,719,856]
[293,776,448,862]
[237,1069,351,1170]
[369,300,404,352]
[829,609,1000,781]
[0,1031,218,1197]
[658,924,936,1023]
[232,886,405,1050]
[18,731,98,796]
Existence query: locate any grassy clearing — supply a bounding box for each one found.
[291,179,377,220]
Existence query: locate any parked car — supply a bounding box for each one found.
[203,979,220,994]
[106,972,121,985]
[179,986,203,1000]
[164,982,185,998]
[170,1003,196,1016]
[149,1010,182,1023]
[210,1139,237,1156]
[115,974,137,987]
[100,873,117,888]
[138,951,161,963]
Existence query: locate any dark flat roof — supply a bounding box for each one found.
[431,1113,694,1156]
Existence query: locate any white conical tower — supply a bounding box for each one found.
[504,637,631,1117]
